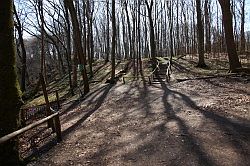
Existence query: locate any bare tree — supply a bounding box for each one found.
[105,0,110,62]
[65,0,90,93]
[240,0,246,53]
[196,0,207,68]
[218,0,242,71]
[145,0,156,60]
[14,5,27,92]
[110,0,116,83]
[204,0,211,53]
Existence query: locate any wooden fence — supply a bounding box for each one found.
[0,108,62,145]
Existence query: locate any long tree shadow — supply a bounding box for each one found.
[138,69,152,117]
[158,79,218,166]
[60,84,108,123]
[169,88,250,164]
[92,61,109,76]
[62,84,114,137]
[159,78,250,164]
[203,77,250,95]
[24,84,114,164]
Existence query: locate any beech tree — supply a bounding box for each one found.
[145,0,156,60]
[106,0,110,62]
[196,0,206,68]
[38,0,47,83]
[204,0,211,53]
[110,0,116,83]
[240,0,246,53]
[65,0,90,93]
[0,0,22,165]
[218,0,242,71]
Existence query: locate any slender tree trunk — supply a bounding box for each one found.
[218,0,242,71]
[56,39,65,76]
[176,0,180,55]
[137,0,142,72]
[39,0,47,84]
[196,0,206,67]
[132,9,136,75]
[124,0,132,59]
[65,0,90,93]
[145,0,156,60]
[204,0,211,53]
[110,0,116,83]
[14,5,27,92]
[106,0,110,62]
[86,0,93,78]
[0,0,22,165]
[121,13,128,59]
[240,0,246,53]
[64,1,74,95]
[72,43,78,87]
[167,1,174,63]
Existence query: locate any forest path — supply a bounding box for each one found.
[28,75,250,166]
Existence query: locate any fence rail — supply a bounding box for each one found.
[0,109,62,145]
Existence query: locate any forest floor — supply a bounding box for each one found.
[26,56,250,166]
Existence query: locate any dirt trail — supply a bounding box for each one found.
[27,72,250,166]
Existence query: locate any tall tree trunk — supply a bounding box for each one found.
[110,0,116,83]
[86,0,93,78]
[218,0,242,71]
[65,0,90,93]
[145,0,156,60]
[176,0,180,55]
[105,0,110,62]
[0,0,22,165]
[124,0,132,59]
[14,5,27,92]
[167,1,174,63]
[39,0,47,84]
[72,42,78,87]
[204,0,211,53]
[132,8,136,75]
[137,0,142,72]
[64,1,74,96]
[196,0,206,67]
[240,0,246,53]
[121,13,128,59]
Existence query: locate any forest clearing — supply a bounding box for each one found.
[0,0,250,165]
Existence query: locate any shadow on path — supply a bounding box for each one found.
[24,84,114,164]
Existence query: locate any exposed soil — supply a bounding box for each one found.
[26,59,250,166]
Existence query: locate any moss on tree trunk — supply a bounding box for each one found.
[0,0,22,165]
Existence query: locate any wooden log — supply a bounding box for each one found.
[0,111,60,145]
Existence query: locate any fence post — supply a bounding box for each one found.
[55,90,60,110]
[148,76,151,85]
[20,109,26,127]
[54,114,62,142]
